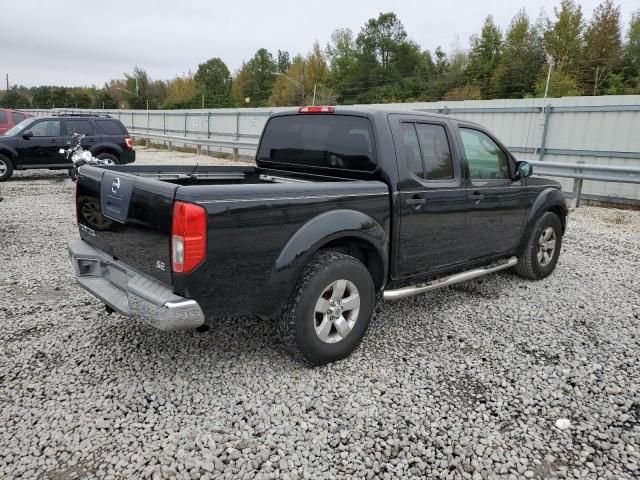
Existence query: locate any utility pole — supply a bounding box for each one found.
[593,66,600,96]
[202,94,205,109]
[5,74,9,91]
[301,64,305,105]
[312,84,317,106]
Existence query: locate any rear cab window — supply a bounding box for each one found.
[258,114,377,172]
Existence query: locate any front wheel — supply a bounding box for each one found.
[278,251,375,366]
[0,154,14,182]
[515,212,563,280]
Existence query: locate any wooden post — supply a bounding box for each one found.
[167,141,172,151]
[197,144,202,156]
[232,147,239,161]
[145,138,149,148]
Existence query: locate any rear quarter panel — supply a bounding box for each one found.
[173,180,390,318]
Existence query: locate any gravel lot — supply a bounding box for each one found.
[1,149,639,479]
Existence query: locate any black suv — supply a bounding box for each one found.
[0,114,135,181]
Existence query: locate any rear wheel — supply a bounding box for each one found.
[0,154,14,181]
[515,212,563,280]
[96,153,119,165]
[278,251,375,366]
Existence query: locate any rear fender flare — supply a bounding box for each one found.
[267,209,387,308]
[90,143,123,158]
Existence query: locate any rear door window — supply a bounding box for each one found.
[96,119,126,135]
[0,111,7,124]
[66,119,93,135]
[258,115,376,172]
[415,124,454,180]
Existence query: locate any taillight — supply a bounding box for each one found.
[298,106,335,113]
[125,137,133,149]
[171,201,207,274]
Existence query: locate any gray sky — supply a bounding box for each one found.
[1,0,638,88]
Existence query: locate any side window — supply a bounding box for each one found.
[415,124,454,180]
[400,123,423,178]
[0,111,8,124]
[459,128,509,180]
[12,112,26,125]
[97,120,126,135]
[66,120,93,135]
[30,120,61,137]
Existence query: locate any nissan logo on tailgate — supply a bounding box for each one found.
[111,177,121,194]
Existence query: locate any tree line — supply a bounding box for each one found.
[1,0,639,110]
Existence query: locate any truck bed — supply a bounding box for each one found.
[74,164,390,318]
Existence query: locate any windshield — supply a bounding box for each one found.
[258,114,377,172]
[4,117,36,136]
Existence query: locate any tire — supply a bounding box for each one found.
[0,154,14,182]
[278,251,375,366]
[515,212,563,280]
[96,153,119,165]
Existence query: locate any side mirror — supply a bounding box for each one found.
[22,130,33,139]
[515,160,533,178]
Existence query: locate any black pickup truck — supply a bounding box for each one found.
[68,106,567,365]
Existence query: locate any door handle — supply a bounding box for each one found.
[405,196,426,206]
[469,191,485,200]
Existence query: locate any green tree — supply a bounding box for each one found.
[351,12,427,103]
[233,49,276,107]
[31,86,52,108]
[163,74,198,109]
[534,66,582,97]
[585,0,622,94]
[495,10,545,98]
[325,28,358,102]
[276,50,291,73]
[194,58,234,107]
[543,0,585,83]
[93,89,117,109]
[467,16,502,98]
[0,87,30,108]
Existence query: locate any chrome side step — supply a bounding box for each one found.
[383,256,518,301]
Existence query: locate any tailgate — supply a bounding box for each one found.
[75,166,177,286]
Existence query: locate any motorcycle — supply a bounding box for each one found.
[60,133,111,181]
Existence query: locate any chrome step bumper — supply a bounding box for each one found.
[68,239,205,331]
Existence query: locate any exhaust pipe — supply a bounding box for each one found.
[383,256,518,301]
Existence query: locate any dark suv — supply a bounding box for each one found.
[0,114,135,181]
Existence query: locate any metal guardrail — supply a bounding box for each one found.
[128,131,640,208]
[129,131,258,160]
[529,160,640,207]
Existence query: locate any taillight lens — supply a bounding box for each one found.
[125,137,133,149]
[171,201,207,274]
[298,106,334,113]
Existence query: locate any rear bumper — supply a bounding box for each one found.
[67,239,204,331]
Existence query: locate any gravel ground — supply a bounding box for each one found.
[0,149,639,479]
